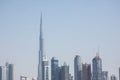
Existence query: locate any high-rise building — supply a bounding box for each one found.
[92,54,102,80]
[42,55,49,80]
[110,75,117,80]
[119,67,120,80]
[102,71,108,80]
[51,57,59,80]
[60,63,69,80]
[74,55,82,80]
[6,63,14,80]
[0,66,6,80]
[82,63,91,80]
[0,67,1,80]
[38,13,44,80]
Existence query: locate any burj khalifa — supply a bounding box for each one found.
[38,13,43,80]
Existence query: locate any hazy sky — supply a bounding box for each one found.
[0,0,120,80]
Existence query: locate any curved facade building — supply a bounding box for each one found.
[74,55,82,80]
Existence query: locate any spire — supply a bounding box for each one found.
[40,12,42,38]
[38,12,43,80]
[39,12,43,57]
[96,47,100,58]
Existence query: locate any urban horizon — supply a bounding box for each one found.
[0,0,120,80]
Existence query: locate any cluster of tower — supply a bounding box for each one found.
[51,57,73,80]
[37,15,120,80]
[51,54,101,80]
[0,62,14,80]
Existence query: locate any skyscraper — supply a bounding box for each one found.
[0,63,13,80]
[38,13,43,80]
[119,67,120,80]
[42,55,49,80]
[92,54,102,80]
[51,57,59,80]
[102,71,108,80]
[6,63,14,80]
[110,75,117,80]
[0,66,6,80]
[9,64,14,80]
[82,63,91,80]
[74,55,82,80]
[61,63,69,80]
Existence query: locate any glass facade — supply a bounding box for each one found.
[51,57,59,80]
[74,55,82,80]
[92,55,102,80]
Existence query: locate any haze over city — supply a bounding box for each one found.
[0,0,120,80]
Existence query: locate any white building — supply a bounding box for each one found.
[42,55,49,80]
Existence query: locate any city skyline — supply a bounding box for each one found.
[0,0,120,80]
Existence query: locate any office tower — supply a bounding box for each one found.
[0,66,6,80]
[42,55,49,80]
[92,54,102,80]
[6,63,14,80]
[61,63,69,80]
[111,75,117,80]
[119,68,120,80]
[38,13,44,80]
[102,71,108,80]
[74,55,82,80]
[51,57,59,80]
[0,67,1,80]
[82,63,91,80]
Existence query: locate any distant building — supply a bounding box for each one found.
[92,54,102,80]
[0,63,14,80]
[42,55,49,80]
[60,63,70,80]
[61,63,69,80]
[20,76,36,80]
[119,68,120,80]
[0,66,7,80]
[111,75,117,80]
[74,55,82,80]
[51,57,59,80]
[6,63,14,80]
[82,63,91,80]
[102,71,108,80]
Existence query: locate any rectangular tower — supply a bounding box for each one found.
[119,68,120,80]
[51,57,59,80]
[82,63,91,80]
[6,63,14,80]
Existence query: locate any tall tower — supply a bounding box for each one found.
[82,63,91,80]
[38,13,43,80]
[119,68,120,80]
[42,55,49,80]
[74,55,82,80]
[51,57,59,80]
[92,53,102,80]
